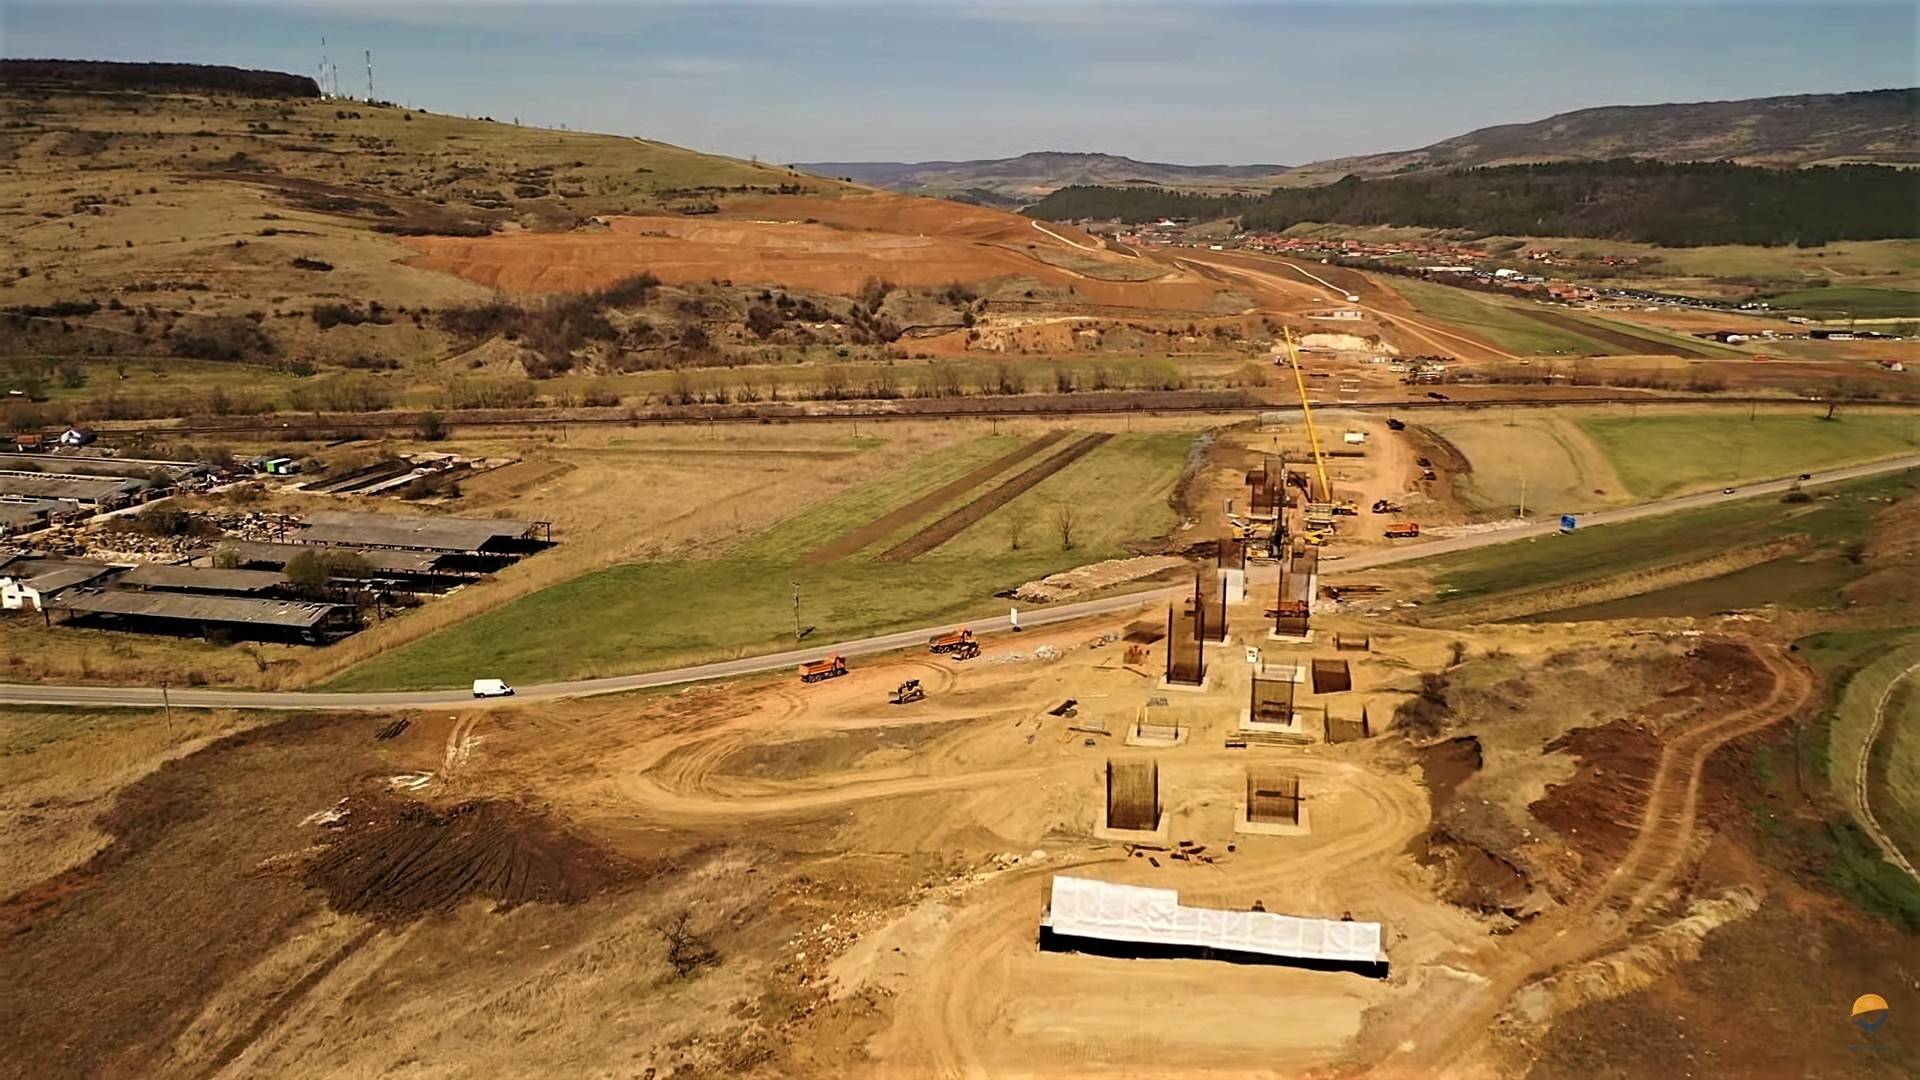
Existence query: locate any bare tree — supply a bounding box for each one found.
[1006,505,1033,551]
[652,908,719,978]
[1052,504,1079,551]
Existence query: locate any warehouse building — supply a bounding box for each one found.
[48,588,357,643]
[290,510,552,571]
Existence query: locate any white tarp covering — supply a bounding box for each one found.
[1043,875,1385,965]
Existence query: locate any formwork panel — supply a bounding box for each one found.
[1105,760,1161,831]
[1246,770,1302,825]
[1166,603,1207,686]
[1310,658,1353,694]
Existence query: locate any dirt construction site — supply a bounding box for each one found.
[13,554,1916,1079]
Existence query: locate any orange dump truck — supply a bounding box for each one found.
[1384,522,1422,539]
[798,655,848,683]
[927,628,974,654]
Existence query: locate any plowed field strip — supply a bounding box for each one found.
[879,433,1114,562]
[1514,306,1712,358]
[801,431,1071,565]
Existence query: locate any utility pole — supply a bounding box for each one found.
[1517,475,1528,520]
[160,681,174,736]
[791,581,802,641]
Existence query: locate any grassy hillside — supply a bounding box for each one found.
[1028,160,1920,247]
[797,151,1289,204]
[1293,88,1920,178]
[0,63,851,413]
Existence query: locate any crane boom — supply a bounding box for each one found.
[1282,327,1332,502]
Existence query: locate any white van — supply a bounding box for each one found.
[472,678,514,698]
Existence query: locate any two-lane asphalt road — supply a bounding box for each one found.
[3,454,1913,712]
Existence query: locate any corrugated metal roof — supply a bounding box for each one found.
[295,510,533,552]
[0,471,148,503]
[120,564,288,593]
[206,539,446,575]
[54,588,345,628]
[1043,875,1385,966]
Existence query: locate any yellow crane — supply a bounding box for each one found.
[1282,327,1332,503]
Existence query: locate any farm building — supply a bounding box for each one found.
[0,470,150,510]
[47,587,358,643]
[1,555,121,611]
[1039,875,1387,977]
[290,510,552,571]
[118,564,291,597]
[206,539,466,589]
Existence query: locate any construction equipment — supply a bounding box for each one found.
[1331,501,1359,517]
[889,679,925,705]
[927,627,974,654]
[949,639,981,660]
[1371,499,1403,514]
[1298,530,1332,547]
[1282,328,1333,506]
[1384,522,1422,539]
[798,655,848,683]
[1386,417,1407,431]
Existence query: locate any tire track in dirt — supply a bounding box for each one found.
[802,431,1072,564]
[891,758,1434,1079]
[199,925,382,1079]
[1855,660,1920,885]
[1346,640,1812,1077]
[880,433,1114,562]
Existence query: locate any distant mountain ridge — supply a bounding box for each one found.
[1295,88,1920,178]
[793,151,1289,205]
[803,89,1918,205]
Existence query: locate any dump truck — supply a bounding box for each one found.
[890,679,925,705]
[798,655,848,683]
[928,628,974,654]
[1384,522,1422,539]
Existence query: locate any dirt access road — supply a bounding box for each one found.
[0,455,1912,712]
[1345,642,1814,1077]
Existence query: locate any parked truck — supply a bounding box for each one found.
[798,655,848,683]
[1384,522,1422,539]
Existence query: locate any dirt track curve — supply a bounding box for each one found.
[1344,640,1813,1077]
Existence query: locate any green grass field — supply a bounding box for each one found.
[1578,411,1920,498]
[324,432,1192,689]
[1388,278,1621,355]
[1818,633,1920,888]
[1759,286,1920,320]
[1415,469,1918,607]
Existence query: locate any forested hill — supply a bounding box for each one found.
[1024,160,1920,247]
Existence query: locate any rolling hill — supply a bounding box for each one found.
[1291,88,1920,180]
[793,151,1288,205]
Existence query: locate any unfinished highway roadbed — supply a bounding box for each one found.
[802,430,1071,563]
[880,432,1114,561]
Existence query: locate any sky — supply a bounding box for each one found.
[3,1,1915,165]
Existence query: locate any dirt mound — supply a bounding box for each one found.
[1529,719,1663,888]
[1012,554,1189,603]
[303,796,637,923]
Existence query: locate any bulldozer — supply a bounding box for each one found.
[890,679,926,705]
[948,639,981,660]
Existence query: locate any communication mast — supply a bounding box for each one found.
[365,50,375,102]
[318,37,331,98]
